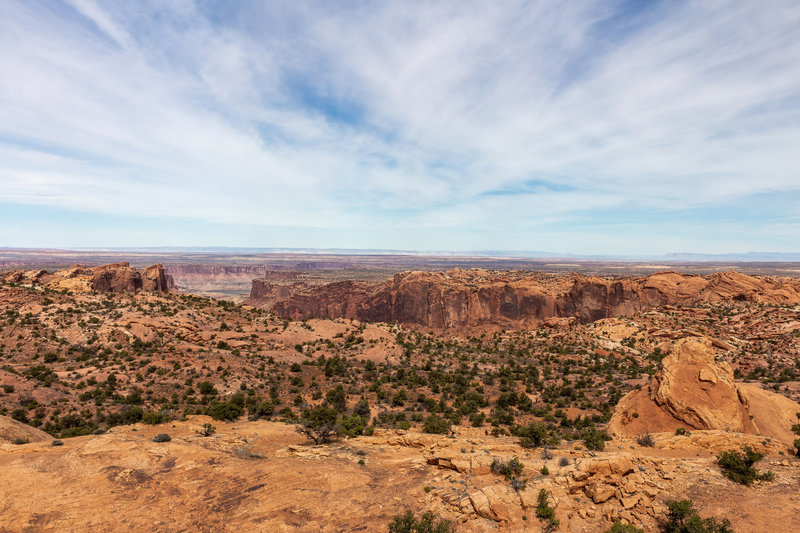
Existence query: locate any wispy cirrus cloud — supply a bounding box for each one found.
[0,0,799,253]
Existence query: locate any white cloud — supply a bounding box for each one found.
[0,0,799,252]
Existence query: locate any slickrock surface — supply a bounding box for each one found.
[248,269,800,328]
[2,418,799,532]
[0,414,52,444]
[609,337,800,442]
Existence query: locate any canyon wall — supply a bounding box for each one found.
[248,269,800,328]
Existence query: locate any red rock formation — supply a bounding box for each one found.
[91,263,143,292]
[142,264,169,291]
[247,269,800,328]
[608,337,800,443]
[271,281,380,320]
[2,263,170,294]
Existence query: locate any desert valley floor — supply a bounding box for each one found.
[1,258,800,532]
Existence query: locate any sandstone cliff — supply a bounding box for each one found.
[247,269,800,328]
[608,337,800,443]
[1,263,170,294]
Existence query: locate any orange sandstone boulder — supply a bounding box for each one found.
[609,337,800,443]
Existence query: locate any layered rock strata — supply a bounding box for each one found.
[248,269,800,328]
[1,263,170,294]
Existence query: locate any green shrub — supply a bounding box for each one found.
[337,414,366,438]
[354,398,371,420]
[535,489,559,530]
[510,477,527,492]
[326,385,347,412]
[152,433,171,443]
[662,499,733,533]
[422,414,450,435]
[142,411,168,425]
[636,432,655,447]
[25,364,57,386]
[197,381,217,395]
[490,457,524,479]
[388,510,454,533]
[253,401,274,419]
[469,412,486,427]
[106,406,143,426]
[297,405,339,444]
[518,421,548,448]
[207,401,243,421]
[716,446,773,485]
[198,423,216,436]
[582,428,607,451]
[604,521,643,533]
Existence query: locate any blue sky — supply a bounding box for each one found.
[1,0,799,255]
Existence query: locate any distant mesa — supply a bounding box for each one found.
[608,337,800,443]
[247,268,800,328]
[1,263,171,294]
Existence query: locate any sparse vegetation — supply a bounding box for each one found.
[535,488,559,531]
[387,510,454,533]
[3,263,800,529]
[605,521,644,533]
[662,499,733,533]
[422,414,450,435]
[716,446,773,485]
[582,428,608,452]
[490,456,524,479]
[198,423,216,437]
[296,405,339,444]
[636,432,655,447]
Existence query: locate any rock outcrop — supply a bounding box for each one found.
[142,264,169,291]
[247,269,800,328]
[609,337,800,443]
[91,262,144,292]
[0,415,52,444]
[1,263,170,294]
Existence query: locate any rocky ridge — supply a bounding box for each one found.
[1,262,171,293]
[248,269,800,328]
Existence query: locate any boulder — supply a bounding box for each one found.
[609,337,800,443]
